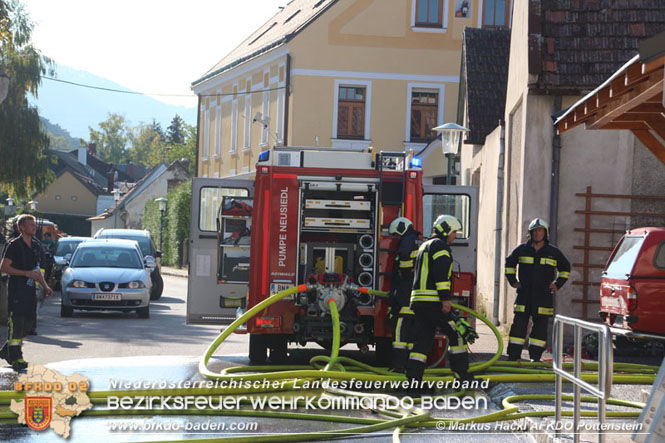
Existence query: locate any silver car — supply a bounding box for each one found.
[60,239,154,318]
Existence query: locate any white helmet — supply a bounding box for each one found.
[433,215,462,238]
[528,218,549,240]
[389,217,413,236]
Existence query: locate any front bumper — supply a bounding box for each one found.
[62,288,150,311]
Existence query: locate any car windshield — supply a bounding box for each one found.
[71,247,143,269]
[100,235,151,256]
[604,236,644,279]
[55,240,84,256]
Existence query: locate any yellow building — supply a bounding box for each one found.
[192,0,509,181]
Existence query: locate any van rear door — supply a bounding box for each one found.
[187,177,254,324]
[600,234,645,318]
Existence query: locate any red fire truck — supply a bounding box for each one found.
[187,147,478,364]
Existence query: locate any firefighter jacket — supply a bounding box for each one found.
[390,229,422,306]
[410,236,453,304]
[504,240,571,316]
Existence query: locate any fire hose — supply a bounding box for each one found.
[0,284,654,441]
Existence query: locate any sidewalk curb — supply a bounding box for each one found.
[161,267,188,278]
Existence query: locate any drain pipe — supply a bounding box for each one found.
[549,96,563,244]
[492,120,506,326]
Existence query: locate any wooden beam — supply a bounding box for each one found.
[628,102,665,113]
[601,122,650,130]
[613,113,663,121]
[587,75,664,129]
[632,129,665,165]
[645,119,665,141]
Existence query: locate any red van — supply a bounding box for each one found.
[599,227,665,335]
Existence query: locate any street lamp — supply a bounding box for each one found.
[28,200,42,238]
[111,189,121,228]
[433,123,469,185]
[155,197,168,252]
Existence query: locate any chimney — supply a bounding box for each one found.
[107,172,115,193]
[127,161,135,180]
[88,143,97,156]
[77,147,87,166]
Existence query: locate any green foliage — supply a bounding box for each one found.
[167,114,185,145]
[143,181,191,267]
[127,122,162,165]
[89,113,128,163]
[0,0,54,199]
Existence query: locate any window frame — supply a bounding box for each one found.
[410,90,440,142]
[333,80,372,141]
[411,0,449,33]
[405,83,445,144]
[482,0,510,28]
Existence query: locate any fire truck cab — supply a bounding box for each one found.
[187,146,478,363]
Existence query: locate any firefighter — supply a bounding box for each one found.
[406,215,478,387]
[387,217,421,372]
[505,218,571,362]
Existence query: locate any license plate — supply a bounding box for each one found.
[93,293,121,301]
[270,283,292,296]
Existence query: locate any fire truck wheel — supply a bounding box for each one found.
[268,335,288,364]
[249,334,268,363]
[374,337,392,367]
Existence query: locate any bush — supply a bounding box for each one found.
[143,181,191,267]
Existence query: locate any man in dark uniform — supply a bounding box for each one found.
[0,214,53,371]
[406,215,478,387]
[505,218,570,362]
[387,217,421,372]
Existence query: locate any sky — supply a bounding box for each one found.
[22,0,286,108]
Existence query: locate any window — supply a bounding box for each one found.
[422,194,471,239]
[261,91,270,146]
[203,109,210,159]
[230,99,238,153]
[337,86,366,139]
[243,94,252,150]
[410,91,439,141]
[215,105,221,157]
[277,89,285,144]
[483,0,509,28]
[199,187,249,232]
[416,0,443,27]
[655,242,665,270]
[604,236,644,278]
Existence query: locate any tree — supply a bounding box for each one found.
[127,122,162,165]
[0,0,54,198]
[88,113,128,163]
[166,114,185,145]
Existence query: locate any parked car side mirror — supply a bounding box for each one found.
[154,250,162,258]
[64,253,72,266]
[144,256,157,270]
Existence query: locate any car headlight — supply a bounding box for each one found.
[128,281,146,289]
[70,280,87,288]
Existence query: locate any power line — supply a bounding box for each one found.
[41,76,286,98]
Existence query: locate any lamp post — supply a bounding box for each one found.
[111,189,121,228]
[155,197,168,252]
[433,123,469,185]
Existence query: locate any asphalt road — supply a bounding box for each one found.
[7,274,250,367]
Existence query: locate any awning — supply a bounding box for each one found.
[554,53,665,164]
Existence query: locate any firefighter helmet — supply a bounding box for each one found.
[389,217,413,236]
[433,215,462,238]
[528,218,549,239]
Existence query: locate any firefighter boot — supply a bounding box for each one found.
[449,353,480,384]
[8,343,28,372]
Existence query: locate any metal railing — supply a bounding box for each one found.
[553,315,613,443]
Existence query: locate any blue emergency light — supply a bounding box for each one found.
[410,156,422,168]
[258,150,270,162]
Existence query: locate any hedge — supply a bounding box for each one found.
[143,181,191,267]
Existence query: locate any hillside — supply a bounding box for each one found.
[31,63,196,139]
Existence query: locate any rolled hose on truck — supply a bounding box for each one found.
[0,284,654,442]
